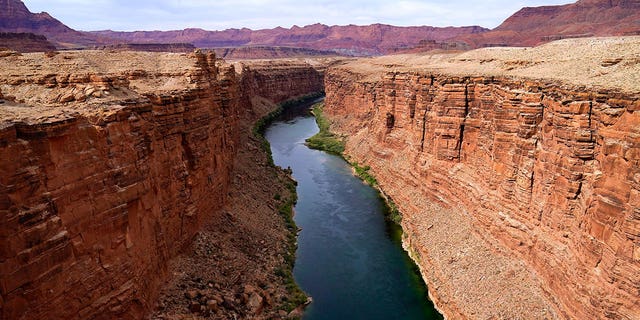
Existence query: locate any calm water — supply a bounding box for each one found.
[264,101,443,320]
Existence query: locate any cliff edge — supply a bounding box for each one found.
[323,36,640,319]
[0,50,325,319]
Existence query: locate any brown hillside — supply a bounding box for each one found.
[457,0,640,47]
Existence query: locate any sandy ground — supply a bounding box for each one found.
[343,36,640,93]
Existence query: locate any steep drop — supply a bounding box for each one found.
[265,103,442,319]
[322,37,640,319]
[0,50,326,319]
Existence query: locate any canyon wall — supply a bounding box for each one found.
[91,43,197,53]
[0,50,324,319]
[323,38,640,319]
[214,46,339,60]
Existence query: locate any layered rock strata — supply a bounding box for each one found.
[323,37,640,319]
[214,46,339,60]
[0,50,324,319]
[91,43,197,53]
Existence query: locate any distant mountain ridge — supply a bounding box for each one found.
[455,0,640,47]
[91,24,488,55]
[1,0,638,54]
[0,0,100,47]
[0,0,487,55]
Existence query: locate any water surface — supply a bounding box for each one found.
[265,102,442,320]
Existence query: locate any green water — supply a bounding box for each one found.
[264,101,443,320]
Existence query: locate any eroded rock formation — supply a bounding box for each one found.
[214,46,339,60]
[0,50,325,319]
[323,37,640,319]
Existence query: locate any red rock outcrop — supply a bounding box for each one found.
[455,0,640,48]
[0,50,324,319]
[323,38,640,319]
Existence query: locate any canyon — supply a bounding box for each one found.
[1,0,640,318]
[0,50,324,319]
[213,46,339,60]
[322,36,640,319]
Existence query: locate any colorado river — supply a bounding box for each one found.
[264,100,443,319]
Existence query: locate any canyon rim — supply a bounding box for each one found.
[1,0,640,319]
[322,37,640,319]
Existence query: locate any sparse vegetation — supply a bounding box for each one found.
[305,103,345,155]
[306,104,403,226]
[352,163,378,187]
[384,197,402,225]
[275,182,307,313]
[253,92,325,165]
[253,93,323,314]
[254,93,402,314]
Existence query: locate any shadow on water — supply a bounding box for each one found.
[277,96,324,122]
[265,98,443,320]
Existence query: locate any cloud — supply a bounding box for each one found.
[22,0,576,31]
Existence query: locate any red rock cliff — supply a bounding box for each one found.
[0,50,324,319]
[323,38,640,319]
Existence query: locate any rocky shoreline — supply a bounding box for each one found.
[322,37,640,319]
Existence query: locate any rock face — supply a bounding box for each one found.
[456,0,640,47]
[323,37,640,319]
[92,43,197,53]
[214,46,339,59]
[0,32,56,52]
[93,24,488,56]
[0,50,324,319]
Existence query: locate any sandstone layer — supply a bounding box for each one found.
[0,50,324,319]
[152,96,303,319]
[323,37,640,319]
[214,46,339,60]
[91,43,197,53]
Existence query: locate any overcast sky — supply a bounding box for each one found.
[23,0,575,32]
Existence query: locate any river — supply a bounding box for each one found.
[264,100,442,320]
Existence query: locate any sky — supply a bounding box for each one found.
[23,0,576,32]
